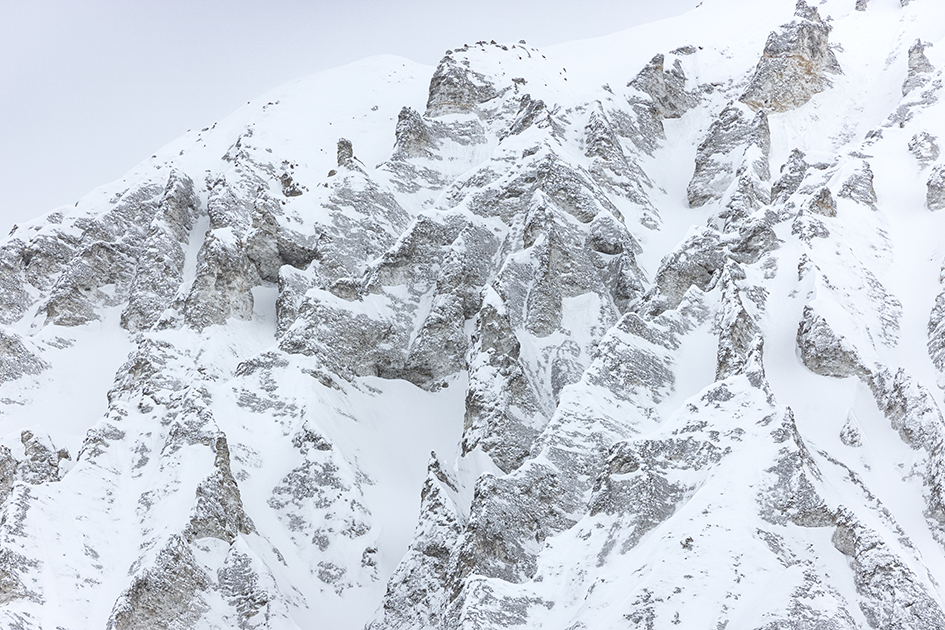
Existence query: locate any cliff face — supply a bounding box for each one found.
[2,1,945,628]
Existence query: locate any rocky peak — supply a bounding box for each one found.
[904,39,935,96]
[628,53,698,119]
[425,50,500,117]
[337,138,354,166]
[740,0,841,112]
[929,165,945,211]
[392,107,435,159]
[687,101,771,208]
[2,4,945,630]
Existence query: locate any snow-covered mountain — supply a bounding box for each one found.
[3,0,945,627]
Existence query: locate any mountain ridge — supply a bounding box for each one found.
[2,0,945,628]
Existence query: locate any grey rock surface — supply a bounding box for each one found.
[772,148,815,204]
[797,305,864,378]
[908,131,940,166]
[904,39,935,96]
[629,53,698,119]
[183,231,260,329]
[367,456,463,630]
[807,186,836,216]
[106,535,211,630]
[740,1,841,112]
[121,171,199,332]
[337,138,354,166]
[928,164,945,211]
[833,508,945,630]
[838,159,878,209]
[0,330,48,385]
[929,288,945,376]
[2,9,945,630]
[687,102,770,208]
[426,50,500,117]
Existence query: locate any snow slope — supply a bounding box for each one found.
[1,0,945,628]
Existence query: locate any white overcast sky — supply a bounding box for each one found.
[0,0,696,232]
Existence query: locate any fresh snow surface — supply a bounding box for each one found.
[3,0,945,627]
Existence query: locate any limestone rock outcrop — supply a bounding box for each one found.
[929,164,945,211]
[740,1,841,112]
[2,4,945,629]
